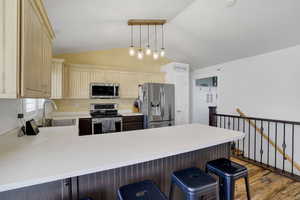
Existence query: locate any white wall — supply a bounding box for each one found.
[193,44,300,121]
[0,100,20,134]
[192,44,300,175]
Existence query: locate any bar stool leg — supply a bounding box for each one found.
[169,181,175,200]
[223,178,235,200]
[244,176,251,200]
[186,194,197,200]
[215,184,220,200]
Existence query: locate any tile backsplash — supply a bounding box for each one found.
[54,99,136,112]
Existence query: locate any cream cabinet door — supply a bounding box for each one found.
[68,67,90,99]
[41,31,52,98]
[20,0,53,98]
[104,71,120,83]
[119,72,139,98]
[0,0,19,98]
[21,0,43,97]
[51,59,64,99]
[89,70,105,83]
[139,73,165,84]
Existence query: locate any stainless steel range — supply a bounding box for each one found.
[90,103,122,134]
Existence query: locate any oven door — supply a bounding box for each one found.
[90,84,119,99]
[92,118,122,134]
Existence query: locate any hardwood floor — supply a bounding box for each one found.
[233,158,300,200]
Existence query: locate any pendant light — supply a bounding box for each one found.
[129,25,135,56]
[145,24,152,55]
[153,24,159,60]
[160,24,165,57]
[137,25,144,60]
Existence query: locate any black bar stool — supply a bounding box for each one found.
[117,180,167,200]
[206,158,251,200]
[169,167,219,200]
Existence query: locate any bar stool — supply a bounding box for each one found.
[117,180,167,200]
[169,167,219,200]
[206,158,251,200]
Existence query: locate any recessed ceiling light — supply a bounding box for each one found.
[226,0,237,7]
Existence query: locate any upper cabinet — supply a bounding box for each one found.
[51,59,65,99]
[63,64,165,99]
[0,0,54,99]
[0,0,19,98]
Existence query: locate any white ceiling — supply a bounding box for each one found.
[45,0,300,69]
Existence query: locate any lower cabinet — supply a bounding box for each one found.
[79,118,92,136]
[122,115,144,132]
[0,179,70,200]
[79,116,145,136]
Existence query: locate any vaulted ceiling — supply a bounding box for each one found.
[45,0,300,69]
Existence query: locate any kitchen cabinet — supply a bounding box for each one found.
[0,179,70,200]
[119,72,140,98]
[0,0,54,99]
[0,0,19,98]
[122,115,144,132]
[51,59,65,99]
[63,64,165,99]
[79,118,92,136]
[68,67,90,99]
[162,62,190,125]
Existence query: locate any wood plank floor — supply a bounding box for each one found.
[233,158,300,200]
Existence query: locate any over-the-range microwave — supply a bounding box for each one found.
[90,83,120,99]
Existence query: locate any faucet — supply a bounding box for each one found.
[42,99,58,126]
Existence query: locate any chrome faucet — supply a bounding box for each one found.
[42,99,58,126]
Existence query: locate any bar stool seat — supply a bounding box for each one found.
[169,167,219,200]
[117,180,167,200]
[206,158,251,200]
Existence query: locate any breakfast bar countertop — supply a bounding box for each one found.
[0,124,244,193]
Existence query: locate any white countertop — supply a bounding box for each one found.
[0,124,244,192]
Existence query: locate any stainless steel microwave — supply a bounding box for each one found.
[90,83,120,99]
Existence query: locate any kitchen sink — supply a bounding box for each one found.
[41,118,76,127]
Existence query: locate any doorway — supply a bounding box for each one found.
[192,76,218,125]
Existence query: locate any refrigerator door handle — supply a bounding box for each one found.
[161,87,165,119]
[158,87,163,119]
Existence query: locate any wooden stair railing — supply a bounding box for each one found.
[236,108,300,172]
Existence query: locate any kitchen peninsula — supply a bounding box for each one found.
[0,124,244,200]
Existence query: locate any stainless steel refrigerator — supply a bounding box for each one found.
[141,83,175,128]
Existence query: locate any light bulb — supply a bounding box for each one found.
[129,46,135,56]
[160,48,165,57]
[153,51,159,60]
[137,49,144,60]
[145,46,152,55]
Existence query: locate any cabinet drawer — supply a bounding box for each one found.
[122,122,144,132]
[122,115,144,123]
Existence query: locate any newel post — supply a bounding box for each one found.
[209,106,217,127]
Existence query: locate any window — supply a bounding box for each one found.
[23,99,45,117]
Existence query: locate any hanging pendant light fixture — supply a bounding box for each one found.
[153,24,159,60]
[145,24,152,55]
[129,25,135,56]
[137,24,144,60]
[127,19,167,60]
[160,24,165,57]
